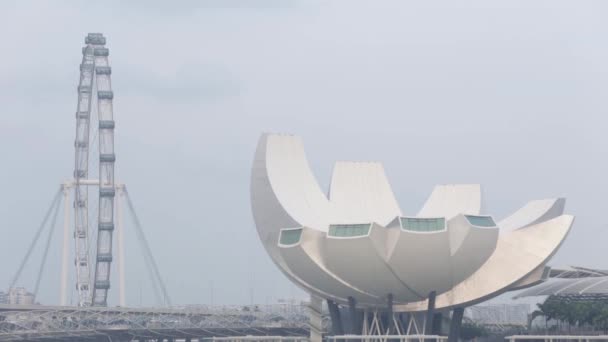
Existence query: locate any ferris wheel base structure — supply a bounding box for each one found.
[59,181,126,307]
[58,179,172,307]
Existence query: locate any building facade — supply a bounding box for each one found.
[250,133,574,341]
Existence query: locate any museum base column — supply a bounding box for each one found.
[348,297,363,335]
[424,291,437,335]
[448,307,464,342]
[432,312,443,335]
[309,294,323,342]
[328,299,344,335]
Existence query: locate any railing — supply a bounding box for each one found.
[206,337,309,342]
[325,335,448,342]
[506,335,608,342]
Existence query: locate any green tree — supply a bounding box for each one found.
[536,296,608,333]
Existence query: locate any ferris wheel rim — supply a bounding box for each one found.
[73,33,116,307]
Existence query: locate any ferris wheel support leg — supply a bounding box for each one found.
[60,183,71,306]
[116,185,126,306]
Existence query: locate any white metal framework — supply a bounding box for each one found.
[0,304,309,341]
[73,33,116,306]
[514,275,608,298]
[58,181,172,307]
[506,336,608,342]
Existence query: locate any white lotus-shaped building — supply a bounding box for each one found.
[251,133,574,315]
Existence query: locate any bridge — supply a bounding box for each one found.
[0,304,309,341]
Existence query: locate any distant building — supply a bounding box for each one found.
[7,287,35,305]
[0,291,7,304]
[261,299,308,316]
[466,304,530,326]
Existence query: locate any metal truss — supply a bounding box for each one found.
[0,305,310,341]
[465,304,529,330]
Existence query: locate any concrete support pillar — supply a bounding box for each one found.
[432,312,443,335]
[328,299,344,335]
[387,294,395,334]
[448,307,465,342]
[309,294,323,342]
[116,185,126,306]
[400,312,410,334]
[347,296,361,334]
[60,183,70,306]
[424,291,437,335]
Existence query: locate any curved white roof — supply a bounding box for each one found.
[250,133,574,310]
[329,162,402,226]
[251,134,329,299]
[448,214,499,287]
[395,215,573,311]
[499,198,566,232]
[418,184,481,219]
[323,223,424,303]
[278,227,379,304]
[386,220,453,296]
[514,275,608,298]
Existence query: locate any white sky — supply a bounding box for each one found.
[0,0,607,307]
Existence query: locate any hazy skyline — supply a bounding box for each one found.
[1,0,607,306]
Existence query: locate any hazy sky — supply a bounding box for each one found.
[1,0,607,307]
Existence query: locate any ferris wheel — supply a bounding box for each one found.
[9,33,171,308]
[72,33,116,307]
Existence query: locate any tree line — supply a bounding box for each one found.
[532,296,608,332]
